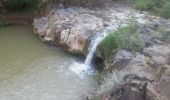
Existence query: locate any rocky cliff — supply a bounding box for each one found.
[33,8,104,55]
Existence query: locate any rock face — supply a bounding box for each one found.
[93,20,170,99]
[94,45,170,100]
[144,45,170,65]
[33,8,104,54]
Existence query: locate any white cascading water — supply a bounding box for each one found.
[69,18,125,76]
[69,7,149,76]
[84,19,123,68]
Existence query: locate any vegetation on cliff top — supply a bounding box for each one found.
[100,23,145,59]
[133,0,170,18]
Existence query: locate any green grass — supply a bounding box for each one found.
[91,96,100,100]
[98,70,128,94]
[161,2,170,18]
[100,23,145,59]
[150,27,168,41]
[92,70,107,85]
[133,0,158,11]
[133,0,170,18]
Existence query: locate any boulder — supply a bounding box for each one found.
[33,9,104,55]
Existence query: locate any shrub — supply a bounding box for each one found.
[133,0,170,18]
[133,0,161,11]
[161,2,170,18]
[6,0,38,12]
[133,0,153,10]
[100,23,145,59]
[150,27,168,41]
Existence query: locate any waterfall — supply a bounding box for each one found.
[84,30,107,66]
[69,18,126,76]
[84,19,124,68]
[69,8,134,76]
[69,30,108,77]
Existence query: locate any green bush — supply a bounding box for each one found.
[133,0,162,10]
[100,24,145,59]
[133,0,170,18]
[6,0,38,12]
[133,0,154,10]
[150,27,168,41]
[161,2,170,18]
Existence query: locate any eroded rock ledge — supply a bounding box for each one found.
[33,8,104,55]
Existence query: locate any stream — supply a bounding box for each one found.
[0,25,96,100]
